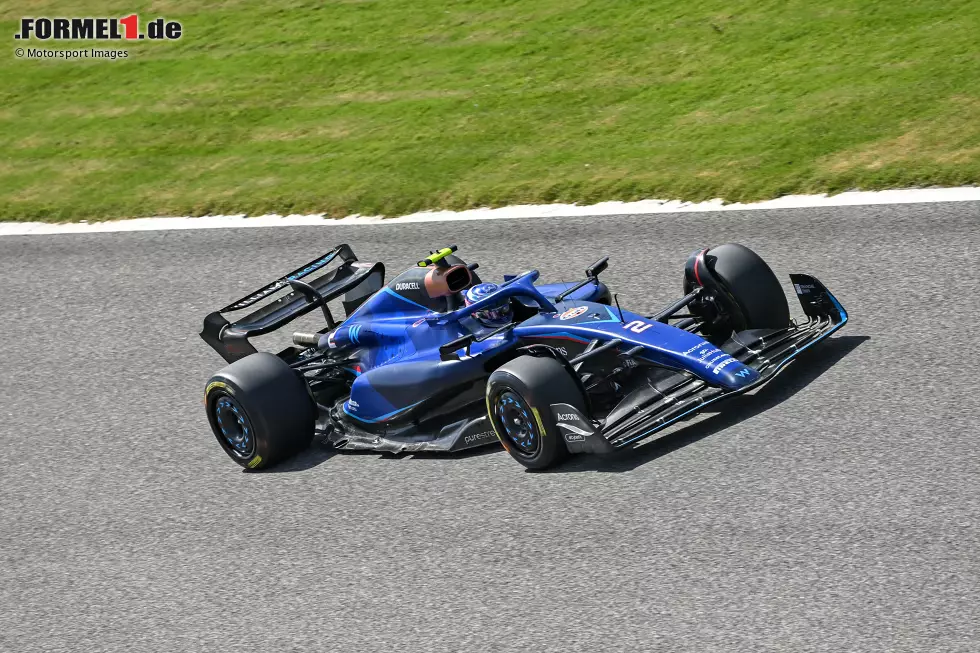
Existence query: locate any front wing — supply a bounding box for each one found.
[553,274,848,453]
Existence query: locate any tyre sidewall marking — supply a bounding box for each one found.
[205,380,231,402]
[205,380,261,468]
[487,373,549,455]
[530,407,548,439]
[497,372,549,439]
[485,393,510,452]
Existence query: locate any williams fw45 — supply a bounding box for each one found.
[201,243,847,471]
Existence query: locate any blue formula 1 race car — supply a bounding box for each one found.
[201,243,847,471]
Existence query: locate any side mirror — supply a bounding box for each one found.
[586,257,609,278]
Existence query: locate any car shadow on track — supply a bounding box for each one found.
[403,446,503,462]
[548,334,869,475]
[258,335,867,474]
[254,430,504,473]
[248,442,340,473]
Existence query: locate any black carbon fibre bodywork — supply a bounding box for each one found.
[201,245,385,363]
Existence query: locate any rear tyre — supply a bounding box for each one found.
[486,355,587,470]
[205,352,316,470]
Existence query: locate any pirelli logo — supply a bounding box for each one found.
[14,16,183,41]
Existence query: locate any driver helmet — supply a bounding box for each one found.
[464,283,512,327]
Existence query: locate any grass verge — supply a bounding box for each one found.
[1,0,978,221]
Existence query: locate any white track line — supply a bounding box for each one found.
[2,186,978,236]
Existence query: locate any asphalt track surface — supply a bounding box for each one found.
[2,202,979,652]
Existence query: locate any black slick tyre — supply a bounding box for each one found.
[486,355,587,470]
[204,352,316,470]
[697,243,791,331]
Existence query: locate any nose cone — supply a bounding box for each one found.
[678,342,759,389]
[711,357,760,388]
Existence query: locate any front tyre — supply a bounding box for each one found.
[486,355,587,470]
[686,243,791,339]
[705,243,790,329]
[205,352,316,470]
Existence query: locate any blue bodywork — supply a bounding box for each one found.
[202,243,849,468]
[329,268,758,425]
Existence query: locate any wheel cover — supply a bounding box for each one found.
[493,390,540,455]
[213,395,255,459]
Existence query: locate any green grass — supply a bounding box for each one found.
[1,0,978,221]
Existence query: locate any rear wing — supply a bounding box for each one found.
[200,244,385,363]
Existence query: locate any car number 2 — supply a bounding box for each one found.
[622,320,653,334]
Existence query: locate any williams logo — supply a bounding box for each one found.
[14,15,183,41]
